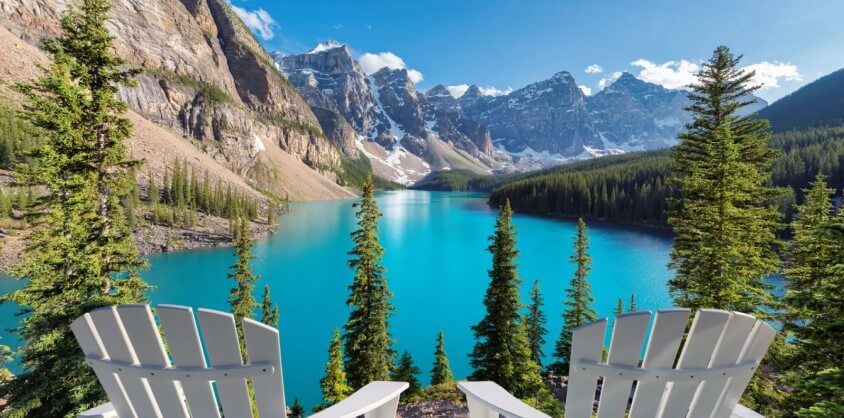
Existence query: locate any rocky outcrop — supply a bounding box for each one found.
[0,0,346,200]
[460,71,603,156]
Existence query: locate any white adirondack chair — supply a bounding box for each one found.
[458,308,777,418]
[70,304,409,418]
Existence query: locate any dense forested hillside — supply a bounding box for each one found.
[757,68,844,132]
[490,126,844,223]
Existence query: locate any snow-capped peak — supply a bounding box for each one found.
[309,40,344,54]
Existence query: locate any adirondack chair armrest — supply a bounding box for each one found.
[457,381,552,418]
[307,381,409,418]
[78,402,118,418]
[732,404,765,418]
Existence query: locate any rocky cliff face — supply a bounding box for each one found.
[586,72,691,151]
[0,0,346,199]
[278,43,499,183]
[460,71,603,157]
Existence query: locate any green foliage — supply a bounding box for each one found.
[787,368,844,417]
[412,169,499,192]
[403,382,464,404]
[491,125,844,225]
[0,103,41,169]
[469,199,550,406]
[261,113,326,139]
[490,150,673,223]
[260,284,279,328]
[629,293,637,312]
[343,175,395,389]
[391,351,422,397]
[552,218,597,374]
[337,154,402,190]
[289,398,305,418]
[148,160,262,226]
[227,217,259,357]
[147,68,234,104]
[614,298,624,316]
[318,329,353,409]
[667,46,782,315]
[524,280,548,368]
[0,1,150,415]
[430,330,454,386]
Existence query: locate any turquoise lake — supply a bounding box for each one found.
[0,190,674,410]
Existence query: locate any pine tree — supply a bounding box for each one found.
[614,298,625,316]
[261,284,279,328]
[629,293,638,312]
[0,1,149,415]
[430,330,454,386]
[343,175,395,389]
[552,218,597,374]
[784,174,843,369]
[319,329,353,408]
[228,217,258,356]
[668,46,782,314]
[148,175,159,204]
[469,199,548,402]
[391,351,421,396]
[289,398,305,418]
[525,280,548,367]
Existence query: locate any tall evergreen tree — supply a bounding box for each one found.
[525,280,548,367]
[629,293,638,312]
[668,46,782,314]
[784,174,843,369]
[469,199,548,403]
[430,330,454,386]
[319,329,353,408]
[614,298,625,316]
[552,218,597,373]
[391,351,421,396]
[343,175,395,389]
[0,1,150,415]
[147,175,159,204]
[228,217,258,355]
[261,284,279,328]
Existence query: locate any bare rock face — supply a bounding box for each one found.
[423,84,494,159]
[0,0,342,195]
[310,107,359,158]
[460,71,603,156]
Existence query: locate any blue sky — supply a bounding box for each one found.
[230,0,844,102]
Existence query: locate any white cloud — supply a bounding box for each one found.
[445,84,513,98]
[333,23,344,30]
[630,59,700,89]
[358,52,424,83]
[446,84,470,98]
[630,58,802,91]
[585,64,603,74]
[231,5,277,40]
[578,85,593,96]
[477,86,513,96]
[742,61,802,90]
[597,71,623,90]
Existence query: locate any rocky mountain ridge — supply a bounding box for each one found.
[276,41,768,179]
[0,0,353,200]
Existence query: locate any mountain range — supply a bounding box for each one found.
[276,41,767,184]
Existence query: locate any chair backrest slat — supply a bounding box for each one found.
[687,312,756,417]
[197,308,254,418]
[595,312,651,418]
[89,306,163,417]
[713,321,776,418]
[157,305,222,418]
[564,318,607,418]
[658,309,731,417]
[243,318,287,418]
[117,305,190,418]
[70,313,138,418]
[627,309,691,418]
